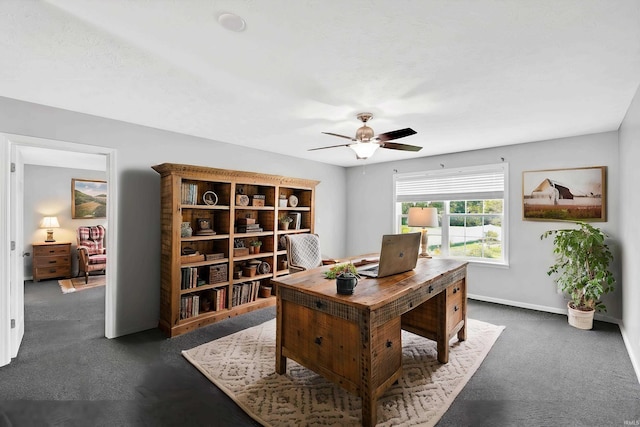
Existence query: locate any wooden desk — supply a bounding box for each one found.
[272,257,468,427]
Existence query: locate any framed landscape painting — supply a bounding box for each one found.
[72,179,107,219]
[522,166,606,222]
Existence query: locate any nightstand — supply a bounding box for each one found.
[32,242,72,282]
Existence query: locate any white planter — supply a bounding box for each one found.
[567,302,594,330]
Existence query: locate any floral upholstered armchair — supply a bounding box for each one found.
[76,225,107,283]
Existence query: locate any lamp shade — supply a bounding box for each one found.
[407,207,438,228]
[40,216,60,229]
[348,142,379,159]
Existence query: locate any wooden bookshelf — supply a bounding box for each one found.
[152,163,318,337]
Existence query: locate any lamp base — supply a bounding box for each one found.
[419,228,432,259]
[45,230,55,242]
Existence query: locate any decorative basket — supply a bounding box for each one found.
[209,264,228,284]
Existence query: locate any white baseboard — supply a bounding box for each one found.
[467,294,621,323]
[619,323,640,384]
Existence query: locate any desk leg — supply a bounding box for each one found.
[458,278,468,342]
[360,312,377,427]
[275,294,286,374]
[436,291,449,364]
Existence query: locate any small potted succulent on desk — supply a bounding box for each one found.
[541,221,615,330]
[324,263,360,295]
[279,214,293,230]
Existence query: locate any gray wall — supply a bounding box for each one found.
[619,83,640,377]
[1,96,347,336]
[23,165,107,278]
[345,131,622,321]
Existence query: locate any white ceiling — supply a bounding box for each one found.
[1,1,639,167]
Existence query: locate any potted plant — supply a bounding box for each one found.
[249,240,262,254]
[279,214,293,230]
[541,222,615,330]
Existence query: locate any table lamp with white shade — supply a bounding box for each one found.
[40,216,60,242]
[407,207,439,258]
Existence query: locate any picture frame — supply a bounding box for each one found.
[522,166,606,222]
[72,178,107,219]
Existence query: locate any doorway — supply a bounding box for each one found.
[0,134,118,366]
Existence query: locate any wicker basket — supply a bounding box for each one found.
[209,264,228,284]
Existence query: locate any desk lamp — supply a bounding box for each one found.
[40,216,60,242]
[407,207,438,258]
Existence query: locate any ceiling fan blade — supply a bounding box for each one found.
[375,128,417,142]
[380,141,422,152]
[321,132,356,141]
[308,142,352,151]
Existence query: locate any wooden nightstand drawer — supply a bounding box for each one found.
[32,242,72,282]
[34,245,70,257]
[34,255,71,268]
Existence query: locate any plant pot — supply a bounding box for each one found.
[259,286,272,298]
[280,222,290,230]
[567,302,594,330]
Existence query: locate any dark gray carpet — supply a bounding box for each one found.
[0,279,638,426]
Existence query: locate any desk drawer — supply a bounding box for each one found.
[447,280,464,326]
[282,301,361,384]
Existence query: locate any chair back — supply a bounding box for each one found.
[286,234,322,272]
[77,225,106,255]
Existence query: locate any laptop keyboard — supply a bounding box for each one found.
[363,265,379,275]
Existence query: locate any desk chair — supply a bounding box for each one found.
[286,234,334,274]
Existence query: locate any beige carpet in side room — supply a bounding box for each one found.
[58,275,106,294]
[183,318,504,427]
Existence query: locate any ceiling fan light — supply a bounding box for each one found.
[349,142,379,159]
[356,125,374,142]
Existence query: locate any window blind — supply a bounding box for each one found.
[395,164,507,202]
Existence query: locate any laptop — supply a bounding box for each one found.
[358,232,421,278]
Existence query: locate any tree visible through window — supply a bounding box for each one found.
[395,164,508,265]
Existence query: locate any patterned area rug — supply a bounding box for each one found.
[58,275,106,294]
[183,318,504,426]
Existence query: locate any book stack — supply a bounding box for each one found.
[237,218,263,233]
[181,183,198,205]
[211,287,227,311]
[181,267,205,289]
[231,281,260,307]
[180,294,200,319]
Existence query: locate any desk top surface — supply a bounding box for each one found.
[272,257,467,309]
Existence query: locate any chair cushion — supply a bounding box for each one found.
[88,254,107,265]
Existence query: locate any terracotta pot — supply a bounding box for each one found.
[567,302,594,330]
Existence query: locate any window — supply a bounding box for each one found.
[394,163,508,265]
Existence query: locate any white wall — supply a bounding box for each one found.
[23,165,107,278]
[345,132,621,320]
[0,96,347,337]
[619,83,640,379]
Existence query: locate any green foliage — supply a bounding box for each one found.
[324,263,359,279]
[541,222,615,312]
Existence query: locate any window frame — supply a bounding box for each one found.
[393,163,509,266]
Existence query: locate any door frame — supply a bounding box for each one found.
[0,133,118,366]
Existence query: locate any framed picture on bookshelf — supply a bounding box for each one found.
[71,178,107,219]
[289,212,302,229]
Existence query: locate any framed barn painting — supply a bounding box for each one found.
[72,179,107,219]
[522,166,606,222]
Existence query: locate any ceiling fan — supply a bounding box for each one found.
[309,112,421,160]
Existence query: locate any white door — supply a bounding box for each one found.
[9,146,25,357]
